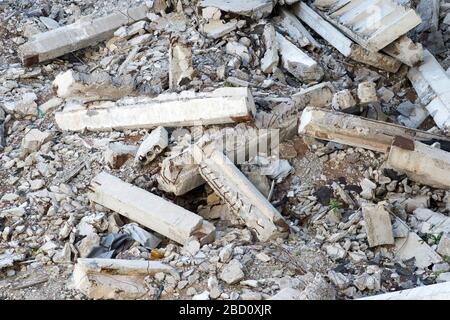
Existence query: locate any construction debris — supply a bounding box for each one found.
[88,172,215,245]
[18,5,149,66]
[407,50,450,131]
[260,24,279,74]
[292,2,401,73]
[276,32,324,82]
[357,82,377,105]
[71,258,179,299]
[313,0,422,52]
[394,232,442,268]
[298,107,450,153]
[169,40,194,90]
[104,142,138,169]
[135,126,169,166]
[1,0,449,302]
[55,87,256,131]
[193,144,288,241]
[53,69,136,102]
[199,0,274,19]
[387,136,450,189]
[361,203,394,248]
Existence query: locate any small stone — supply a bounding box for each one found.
[332,89,356,110]
[325,244,347,260]
[219,244,233,263]
[437,233,450,257]
[192,291,210,300]
[436,272,450,283]
[30,179,45,191]
[220,259,245,284]
[256,252,271,262]
[77,234,100,258]
[357,82,378,104]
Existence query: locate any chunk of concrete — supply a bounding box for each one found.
[135,126,168,166]
[71,258,179,299]
[407,49,450,131]
[362,203,394,247]
[202,20,237,39]
[193,144,288,242]
[413,208,450,235]
[18,5,149,66]
[293,82,335,107]
[274,8,321,50]
[291,2,401,73]
[21,129,52,156]
[383,35,423,67]
[394,232,442,268]
[332,89,356,110]
[53,69,136,102]
[219,259,244,284]
[260,24,279,74]
[315,0,422,52]
[104,142,138,169]
[88,172,215,245]
[169,40,194,90]
[298,107,450,154]
[199,0,274,19]
[55,87,256,132]
[276,32,324,82]
[387,137,450,189]
[357,82,378,105]
[437,233,450,257]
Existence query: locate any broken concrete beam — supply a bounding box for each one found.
[135,126,168,166]
[315,0,422,52]
[199,0,274,19]
[292,82,335,108]
[276,32,324,82]
[274,8,321,50]
[53,69,136,102]
[407,49,450,131]
[382,35,423,67]
[359,282,450,300]
[18,5,149,66]
[193,144,288,241]
[157,126,282,196]
[260,24,279,74]
[387,137,450,189]
[55,87,255,132]
[104,142,138,169]
[88,172,215,245]
[169,40,194,90]
[292,2,401,73]
[362,203,394,247]
[298,107,450,154]
[394,232,442,268]
[71,258,178,299]
[357,81,378,104]
[158,163,205,196]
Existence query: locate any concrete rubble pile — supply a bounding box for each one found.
[0,0,450,301]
